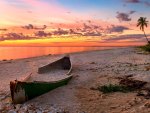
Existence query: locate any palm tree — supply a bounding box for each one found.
[137,17,149,44]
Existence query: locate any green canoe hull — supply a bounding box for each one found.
[10,76,72,104]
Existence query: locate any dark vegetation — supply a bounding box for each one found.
[97,77,147,94]
[98,84,133,93]
[140,44,150,52]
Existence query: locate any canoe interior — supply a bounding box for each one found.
[10,55,72,104]
[38,56,71,74]
[27,56,72,82]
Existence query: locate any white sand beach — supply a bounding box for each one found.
[0,47,150,113]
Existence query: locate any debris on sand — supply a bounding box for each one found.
[119,78,147,90]
[118,77,150,99]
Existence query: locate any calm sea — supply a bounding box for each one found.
[0,46,121,60]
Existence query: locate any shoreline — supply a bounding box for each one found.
[0,46,132,61]
[0,47,150,113]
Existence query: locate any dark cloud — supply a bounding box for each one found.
[35,25,47,30]
[144,1,150,6]
[22,24,47,30]
[53,28,69,35]
[0,36,5,41]
[66,11,71,14]
[69,29,75,34]
[35,31,51,37]
[83,23,91,30]
[125,0,140,3]
[69,21,103,36]
[22,24,34,29]
[6,33,25,39]
[81,23,102,33]
[124,0,150,7]
[107,25,129,33]
[69,29,81,35]
[116,11,135,22]
[43,25,47,29]
[68,24,102,36]
[76,28,82,31]
[88,20,92,23]
[92,25,102,30]
[103,34,148,42]
[116,12,131,22]
[83,31,101,36]
[129,10,136,14]
[67,23,102,36]
[0,31,52,41]
[0,33,31,41]
[0,29,7,31]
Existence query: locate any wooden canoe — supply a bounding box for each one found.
[10,55,72,104]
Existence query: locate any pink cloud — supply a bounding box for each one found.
[9,0,90,24]
[0,1,36,26]
[0,0,96,26]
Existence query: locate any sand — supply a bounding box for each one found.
[0,47,150,113]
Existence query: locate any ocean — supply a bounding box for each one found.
[0,46,122,60]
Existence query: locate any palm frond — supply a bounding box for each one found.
[137,17,149,31]
[137,22,141,27]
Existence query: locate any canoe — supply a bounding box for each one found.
[10,55,72,104]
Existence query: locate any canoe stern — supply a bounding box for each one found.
[10,81,27,104]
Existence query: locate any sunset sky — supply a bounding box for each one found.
[0,0,150,46]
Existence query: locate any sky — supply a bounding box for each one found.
[0,0,150,46]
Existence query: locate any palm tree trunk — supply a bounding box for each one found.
[143,30,149,44]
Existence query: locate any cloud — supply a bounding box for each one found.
[43,25,47,29]
[144,1,150,6]
[6,33,25,39]
[0,28,7,31]
[69,29,75,34]
[35,31,51,37]
[116,11,135,22]
[129,10,136,14]
[80,22,102,33]
[106,25,129,33]
[83,31,101,36]
[0,31,51,41]
[52,23,102,36]
[22,24,47,30]
[103,34,148,42]
[124,0,150,7]
[22,24,34,29]
[125,0,140,3]
[53,28,69,35]
[34,25,47,30]
[69,29,78,34]
[0,33,31,41]
[116,12,131,22]
[83,23,92,30]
